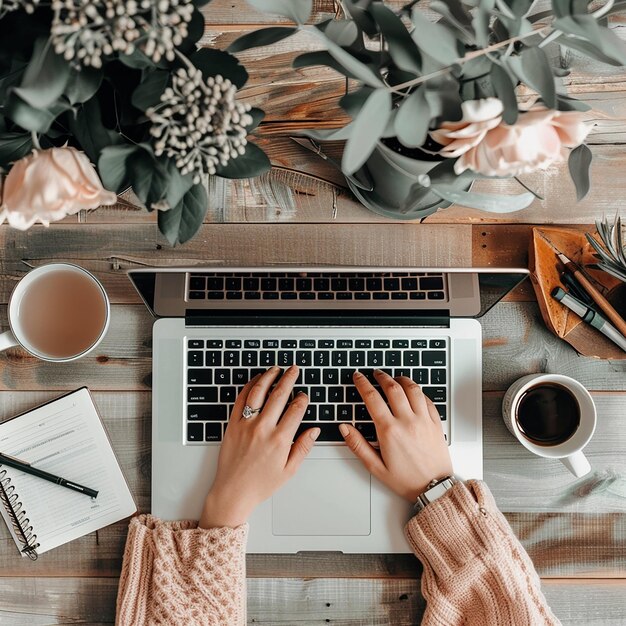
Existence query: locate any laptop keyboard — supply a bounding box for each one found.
[187,271,446,302]
[186,337,450,445]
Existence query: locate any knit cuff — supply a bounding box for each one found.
[404,480,512,581]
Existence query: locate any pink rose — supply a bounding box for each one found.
[429,98,504,158]
[454,107,593,177]
[0,146,117,230]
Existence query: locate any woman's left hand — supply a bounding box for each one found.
[199,365,320,529]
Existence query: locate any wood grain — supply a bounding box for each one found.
[1,577,625,625]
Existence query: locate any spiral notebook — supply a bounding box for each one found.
[0,388,136,559]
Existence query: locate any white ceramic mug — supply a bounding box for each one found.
[502,374,596,478]
[0,263,110,362]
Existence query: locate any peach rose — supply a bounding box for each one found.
[454,107,593,177]
[429,98,504,158]
[0,146,117,230]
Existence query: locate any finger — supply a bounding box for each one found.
[373,369,414,418]
[243,366,282,418]
[339,423,387,480]
[277,391,309,439]
[285,427,320,475]
[396,377,430,416]
[424,394,445,426]
[353,371,393,423]
[262,365,300,424]
[229,373,262,424]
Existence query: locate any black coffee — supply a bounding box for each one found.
[516,383,580,445]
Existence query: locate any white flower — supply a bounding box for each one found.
[147,67,253,183]
[0,0,39,17]
[0,147,117,229]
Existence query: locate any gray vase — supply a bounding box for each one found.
[347,142,470,220]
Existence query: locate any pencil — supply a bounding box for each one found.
[557,252,626,338]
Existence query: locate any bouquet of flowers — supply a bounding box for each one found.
[0,0,270,243]
[233,0,626,217]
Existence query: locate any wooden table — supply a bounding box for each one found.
[2,2,626,623]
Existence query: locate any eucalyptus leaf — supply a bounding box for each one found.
[310,29,384,88]
[340,0,378,37]
[158,183,208,245]
[98,144,140,192]
[119,48,155,69]
[228,27,297,53]
[370,3,421,74]
[411,9,461,66]
[5,94,72,133]
[11,38,70,109]
[302,124,355,142]
[0,132,32,169]
[507,46,556,109]
[68,97,121,163]
[246,107,265,132]
[340,86,374,116]
[342,88,392,175]
[179,7,206,54]
[556,34,626,67]
[324,19,359,47]
[163,158,195,209]
[293,51,359,80]
[555,16,626,65]
[568,143,592,201]
[557,94,591,112]
[65,67,103,105]
[126,149,162,206]
[246,0,312,24]
[490,64,518,124]
[430,185,535,212]
[395,87,430,148]
[215,142,271,178]
[132,70,169,111]
[191,48,248,89]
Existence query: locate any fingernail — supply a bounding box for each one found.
[339,423,350,437]
[353,371,363,379]
[297,391,308,397]
[373,368,383,375]
[309,427,320,441]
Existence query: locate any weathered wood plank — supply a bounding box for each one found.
[0,223,473,303]
[0,577,624,625]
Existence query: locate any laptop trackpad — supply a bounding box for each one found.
[272,459,371,536]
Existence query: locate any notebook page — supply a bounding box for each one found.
[0,389,136,555]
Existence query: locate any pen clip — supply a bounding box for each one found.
[0,453,31,466]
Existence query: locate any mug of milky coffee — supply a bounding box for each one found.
[502,374,596,478]
[0,263,110,362]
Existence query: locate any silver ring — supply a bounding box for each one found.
[242,405,262,420]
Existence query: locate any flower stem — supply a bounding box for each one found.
[31,131,41,150]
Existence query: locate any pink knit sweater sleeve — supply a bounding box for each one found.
[115,514,247,626]
[405,480,561,626]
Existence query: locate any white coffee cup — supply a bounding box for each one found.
[0,263,110,362]
[502,374,596,478]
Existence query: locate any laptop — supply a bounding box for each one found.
[129,267,528,553]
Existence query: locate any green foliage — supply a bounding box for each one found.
[0,2,270,245]
[568,144,593,201]
[228,27,298,53]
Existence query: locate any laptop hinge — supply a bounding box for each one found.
[185,310,451,328]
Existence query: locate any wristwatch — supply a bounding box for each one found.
[412,476,459,513]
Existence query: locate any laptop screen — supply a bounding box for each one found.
[128,268,528,320]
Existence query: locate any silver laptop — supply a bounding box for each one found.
[129,267,528,553]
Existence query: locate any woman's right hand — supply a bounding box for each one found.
[340,369,454,503]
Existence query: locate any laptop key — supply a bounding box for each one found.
[300,339,316,349]
[187,423,204,442]
[188,387,218,403]
[224,351,239,366]
[337,404,352,420]
[189,276,206,290]
[207,291,224,299]
[391,292,408,300]
[323,369,339,385]
[394,368,411,378]
[340,369,354,384]
[188,405,224,420]
[187,369,212,385]
[214,369,230,384]
[431,369,447,384]
[355,405,370,420]
[319,340,334,348]
[374,340,390,348]
[337,340,353,348]
[205,351,221,366]
[413,369,429,385]
[294,423,342,442]
[421,277,444,290]
[305,369,321,384]
[260,351,274,366]
[232,369,249,384]
[314,351,330,366]
[367,351,383,366]
[428,291,445,300]
[422,351,446,366]
[403,351,420,366]
[411,339,427,348]
[385,351,401,366]
[281,340,297,348]
[332,351,348,366]
[245,291,261,299]
[206,278,223,290]
[188,339,204,349]
[392,340,409,348]
[220,387,237,403]
[263,292,279,300]
[303,405,317,421]
[263,339,279,348]
[188,351,203,366]
[328,386,344,403]
[244,340,261,348]
[346,387,361,403]
[355,340,371,348]
[350,351,365,367]
[310,387,326,403]
[355,292,371,300]
[242,351,258,366]
[429,339,447,349]
[319,405,335,420]
[205,423,222,442]
[355,422,377,442]
[410,292,426,300]
[423,387,447,403]
[278,351,294,366]
[435,404,447,420]
[296,351,312,366]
